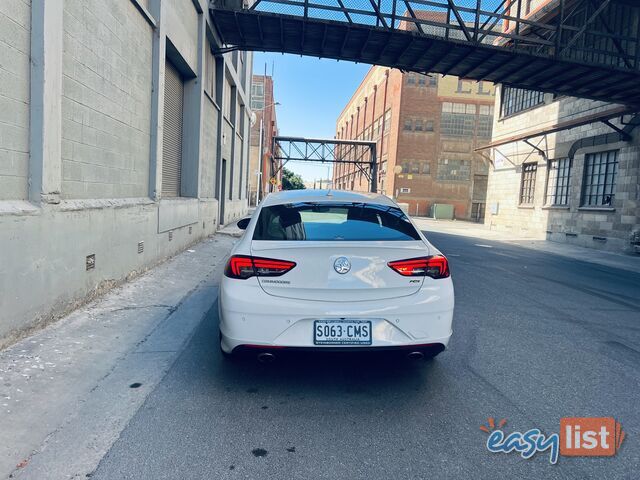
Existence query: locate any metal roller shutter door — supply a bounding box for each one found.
[162,60,184,197]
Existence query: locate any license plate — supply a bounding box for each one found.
[313,320,372,345]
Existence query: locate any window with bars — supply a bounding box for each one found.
[581,151,618,207]
[519,163,537,205]
[501,86,545,118]
[546,158,571,206]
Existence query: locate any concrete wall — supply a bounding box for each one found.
[485,87,640,253]
[61,0,152,199]
[201,98,219,198]
[0,0,251,347]
[0,1,31,200]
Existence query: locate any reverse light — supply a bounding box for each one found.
[388,255,450,279]
[224,255,296,279]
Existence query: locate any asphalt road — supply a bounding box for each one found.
[92,232,640,479]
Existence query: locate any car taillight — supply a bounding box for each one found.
[388,255,450,279]
[224,255,296,279]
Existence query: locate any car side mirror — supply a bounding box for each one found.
[237,217,250,230]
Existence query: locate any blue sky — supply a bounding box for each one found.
[253,52,371,183]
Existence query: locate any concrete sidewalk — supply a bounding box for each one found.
[414,217,640,274]
[0,234,236,479]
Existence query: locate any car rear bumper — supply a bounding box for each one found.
[229,342,446,357]
[218,278,454,354]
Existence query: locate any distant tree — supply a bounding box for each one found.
[281,167,305,190]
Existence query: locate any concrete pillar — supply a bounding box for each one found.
[181,12,205,198]
[29,0,63,205]
[148,0,166,201]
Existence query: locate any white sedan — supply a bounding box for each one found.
[218,189,454,362]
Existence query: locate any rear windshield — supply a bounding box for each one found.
[253,202,421,241]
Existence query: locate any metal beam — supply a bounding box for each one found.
[476,105,637,151]
[559,0,612,56]
[446,0,472,42]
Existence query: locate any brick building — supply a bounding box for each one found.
[0,0,252,345]
[249,74,279,204]
[333,67,495,220]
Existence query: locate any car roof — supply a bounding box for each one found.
[260,189,398,207]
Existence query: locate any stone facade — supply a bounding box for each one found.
[0,0,252,346]
[485,87,640,253]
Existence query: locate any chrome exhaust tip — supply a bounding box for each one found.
[407,351,425,360]
[257,352,276,364]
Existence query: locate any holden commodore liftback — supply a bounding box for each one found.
[218,189,454,362]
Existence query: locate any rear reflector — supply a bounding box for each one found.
[388,255,450,279]
[224,255,296,279]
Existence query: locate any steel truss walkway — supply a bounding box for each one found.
[210,0,640,105]
[273,136,379,192]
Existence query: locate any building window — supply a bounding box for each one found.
[205,44,216,99]
[414,119,423,131]
[441,102,475,137]
[418,75,426,86]
[425,120,434,132]
[429,75,437,87]
[251,81,264,110]
[400,187,410,194]
[403,118,412,131]
[422,162,431,174]
[546,158,571,206]
[384,109,391,129]
[501,86,545,118]
[406,73,416,85]
[581,150,618,207]
[519,163,537,205]
[437,158,470,182]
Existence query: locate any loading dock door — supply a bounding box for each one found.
[162,60,184,197]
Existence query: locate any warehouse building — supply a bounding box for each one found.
[0,0,252,345]
[333,66,495,220]
[482,89,640,254]
[481,0,640,254]
[248,74,279,204]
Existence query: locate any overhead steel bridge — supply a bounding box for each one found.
[210,0,640,105]
[273,136,379,191]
